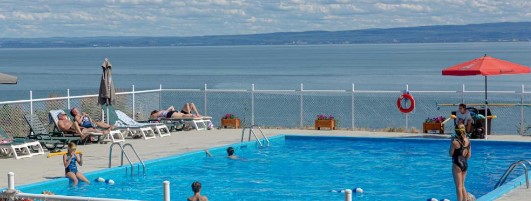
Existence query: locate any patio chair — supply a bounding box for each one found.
[149,115,212,131]
[0,129,44,159]
[102,105,157,140]
[24,114,80,149]
[48,109,108,144]
[115,110,170,137]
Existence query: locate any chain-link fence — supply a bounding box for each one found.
[1,85,531,139]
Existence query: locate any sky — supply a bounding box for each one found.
[0,0,530,38]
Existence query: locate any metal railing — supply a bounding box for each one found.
[2,172,145,201]
[2,83,531,137]
[109,142,146,176]
[241,125,270,147]
[495,160,531,189]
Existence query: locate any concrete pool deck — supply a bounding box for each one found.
[1,129,530,200]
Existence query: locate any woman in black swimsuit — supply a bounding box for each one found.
[449,124,471,201]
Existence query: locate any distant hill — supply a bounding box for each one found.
[1,22,531,48]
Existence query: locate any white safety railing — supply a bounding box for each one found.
[2,172,170,201]
[1,83,531,136]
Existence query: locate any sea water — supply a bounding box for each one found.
[1,42,531,101]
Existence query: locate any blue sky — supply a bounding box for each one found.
[1,0,530,38]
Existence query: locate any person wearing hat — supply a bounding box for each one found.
[63,142,90,186]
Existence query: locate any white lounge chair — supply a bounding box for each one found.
[48,109,117,143]
[115,110,170,137]
[0,130,44,159]
[103,105,158,140]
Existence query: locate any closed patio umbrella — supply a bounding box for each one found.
[98,58,115,123]
[0,72,17,84]
[442,55,530,139]
[98,58,115,105]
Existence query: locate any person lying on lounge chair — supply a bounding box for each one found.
[57,111,99,141]
[150,103,202,119]
[70,107,114,131]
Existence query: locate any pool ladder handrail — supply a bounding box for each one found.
[109,142,146,176]
[495,159,531,189]
[241,125,270,147]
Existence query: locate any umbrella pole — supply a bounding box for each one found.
[485,76,488,140]
[106,101,110,124]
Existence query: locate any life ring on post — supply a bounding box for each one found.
[397,93,415,113]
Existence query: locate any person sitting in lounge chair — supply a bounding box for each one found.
[150,103,202,119]
[57,111,98,141]
[70,107,114,131]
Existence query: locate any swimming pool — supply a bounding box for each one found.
[16,135,531,200]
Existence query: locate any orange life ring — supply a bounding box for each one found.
[397,93,415,113]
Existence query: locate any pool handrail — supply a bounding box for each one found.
[495,159,531,189]
[241,125,270,147]
[109,142,146,176]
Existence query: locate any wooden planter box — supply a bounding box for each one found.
[315,119,335,130]
[221,118,240,129]
[423,122,444,134]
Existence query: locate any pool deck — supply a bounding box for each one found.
[1,129,530,200]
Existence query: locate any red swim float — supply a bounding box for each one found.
[397,93,415,113]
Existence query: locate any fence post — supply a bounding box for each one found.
[29,91,33,116]
[251,84,255,125]
[405,84,409,132]
[462,84,465,103]
[351,83,355,130]
[159,84,162,110]
[204,84,208,116]
[8,172,14,190]
[520,85,525,135]
[132,85,135,121]
[163,181,170,201]
[300,83,304,128]
[67,89,70,109]
[344,189,352,201]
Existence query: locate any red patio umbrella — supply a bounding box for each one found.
[442,55,530,138]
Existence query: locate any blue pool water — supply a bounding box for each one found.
[17,136,531,201]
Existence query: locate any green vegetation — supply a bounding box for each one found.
[1,22,530,48]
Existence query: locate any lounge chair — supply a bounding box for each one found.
[150,115,212,131]
[115,110,170,137]
[103,105,158,140]
[48,109,109,144]
[0,129,44,159]
[24,114,80,149]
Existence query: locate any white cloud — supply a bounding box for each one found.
[110,0,165,4]
[224,9,246,16]
[374,3,432,12]
[13,12,36,21]
[1,0,531,37]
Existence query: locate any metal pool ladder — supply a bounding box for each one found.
[109,142,146,176]
[495,159,531,189]
[241,125,270,147]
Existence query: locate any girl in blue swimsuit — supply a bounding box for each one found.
[63,142,90,186]
[450,124,471,201]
